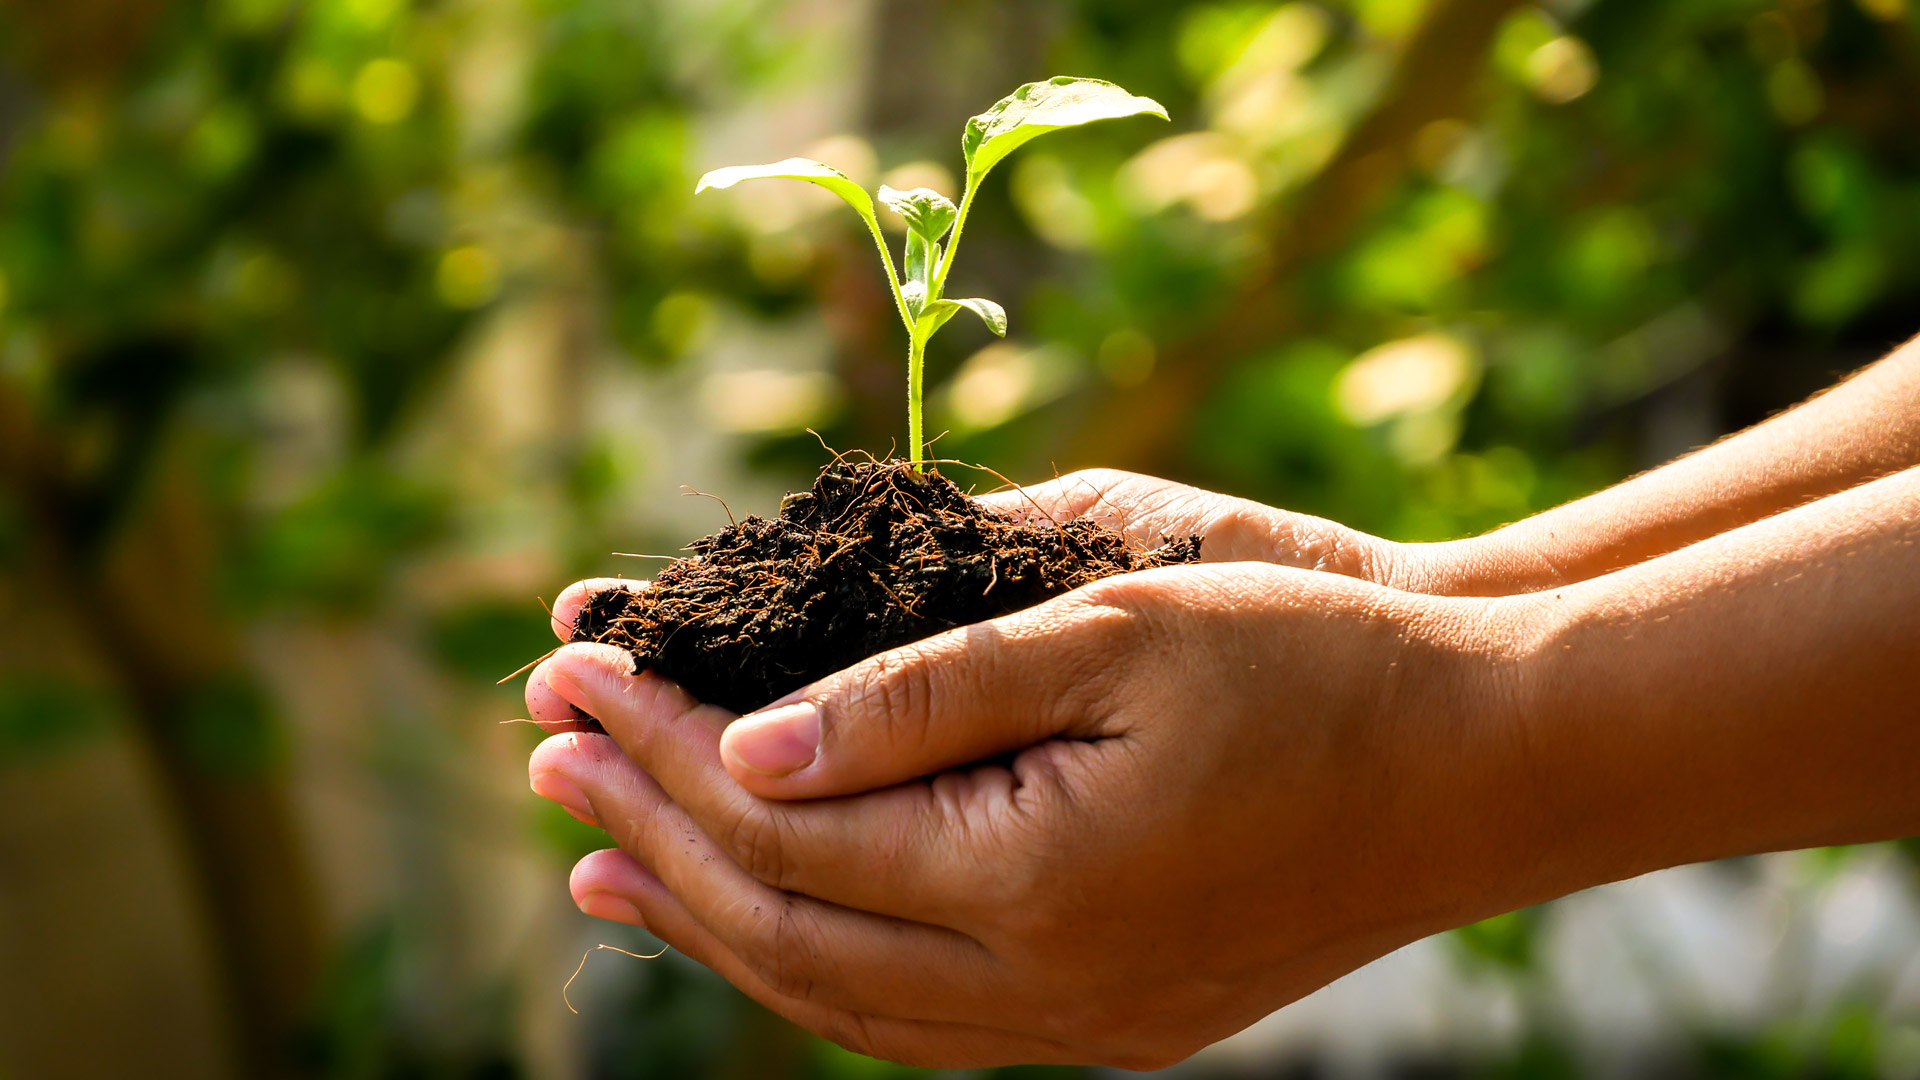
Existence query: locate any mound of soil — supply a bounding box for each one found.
[571,459,1201,713]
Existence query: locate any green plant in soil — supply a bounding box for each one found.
[568,79,1189,715]
[695,76,1167,469]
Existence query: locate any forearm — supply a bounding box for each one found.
[1409,337,1920,595]
[1498,465,1920,903]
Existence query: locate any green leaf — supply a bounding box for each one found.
[877,185,957,242]
[697,157,912,331]
[695,157,880,231]
[923,297,1008,338]
[962,77,1168,185]
[901,281,929,316]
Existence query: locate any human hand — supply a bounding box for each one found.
[973,468,1555,597]
[525,562,1546,1068]
[513,468,1387,734]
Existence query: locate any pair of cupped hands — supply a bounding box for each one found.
[524,470,1553,1069]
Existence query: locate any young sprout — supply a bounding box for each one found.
[695,76,1168,469]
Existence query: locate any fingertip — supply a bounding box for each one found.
[526,654,593,726]
[570,847,663,910]
[528,730,610,781]
[578,892,646,925]
[572,849,652,923]
[543,642,640,712]
[551,577,649,643]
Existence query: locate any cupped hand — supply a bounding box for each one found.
[979,468,1537,595]
[525,559,1550,1069]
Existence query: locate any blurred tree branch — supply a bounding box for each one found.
[1066,0,1528,472]
[0,381,322,1079]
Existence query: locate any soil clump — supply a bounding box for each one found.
[572,459,1201,713]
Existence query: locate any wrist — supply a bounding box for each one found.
[1370,533,1572,598]
[1361,591,1574,927]
[1488,581,1761,907]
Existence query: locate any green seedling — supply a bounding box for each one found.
[696,76,1168,469]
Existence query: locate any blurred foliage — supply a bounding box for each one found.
[2,0,1918,1076]
[1454,907,1547,973]
[0,674,120,767]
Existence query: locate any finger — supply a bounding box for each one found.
[528,730,1008,1026]
[549,577,648,642]
[530,579,647,731]
[525,653,597,732]
[567,848,1082,1069]
[528,722,602,825]
[698,591,1132,801]
[974,468,1208,543]
[977,468,1378,570]
[544,648,1018,919]
[974,468,1149,520]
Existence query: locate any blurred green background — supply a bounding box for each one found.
[1,0,1917,1077]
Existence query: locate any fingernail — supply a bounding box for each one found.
[579,891,644,926]
[531,771,596,823]
[725,702,821,777]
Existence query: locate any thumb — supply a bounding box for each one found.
[717,591,1127,800]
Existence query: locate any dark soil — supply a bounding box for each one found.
[571,459,1201,713]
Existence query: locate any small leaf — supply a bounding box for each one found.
[696,157,879,229]
[697,157,909,329]
[962,77,1168,184]
[924,297,1008,338]
[878,185,958,242]
[901,281,929,316]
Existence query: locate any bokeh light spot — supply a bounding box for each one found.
[345,0,403,28]
[805,134,878,189]
[942,344,1076,432]
[1526,37,1599,104]
[1012,155,1101,250]
[436,246,500,309]
[652,292,713,354]
[1334,333,1476,425]
[950,344,1037,430]
[1768,59,1824,125]
[353,59,420,125]
[699,370,843,434]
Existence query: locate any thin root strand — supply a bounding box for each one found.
[564,942,670,1015]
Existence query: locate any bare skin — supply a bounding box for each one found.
[524,340,1920,1069]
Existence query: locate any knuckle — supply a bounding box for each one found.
[1065,570,1161,620]
[813,1011,880,1061]
[722,804,794,891]
[1293,518,1371,580]
[743,898,826,1003]
[609,794,671,863]
[1041,589,1154,721]
[872,807,921,870]
[1217,503,1282,559]
[839,645,941,754]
